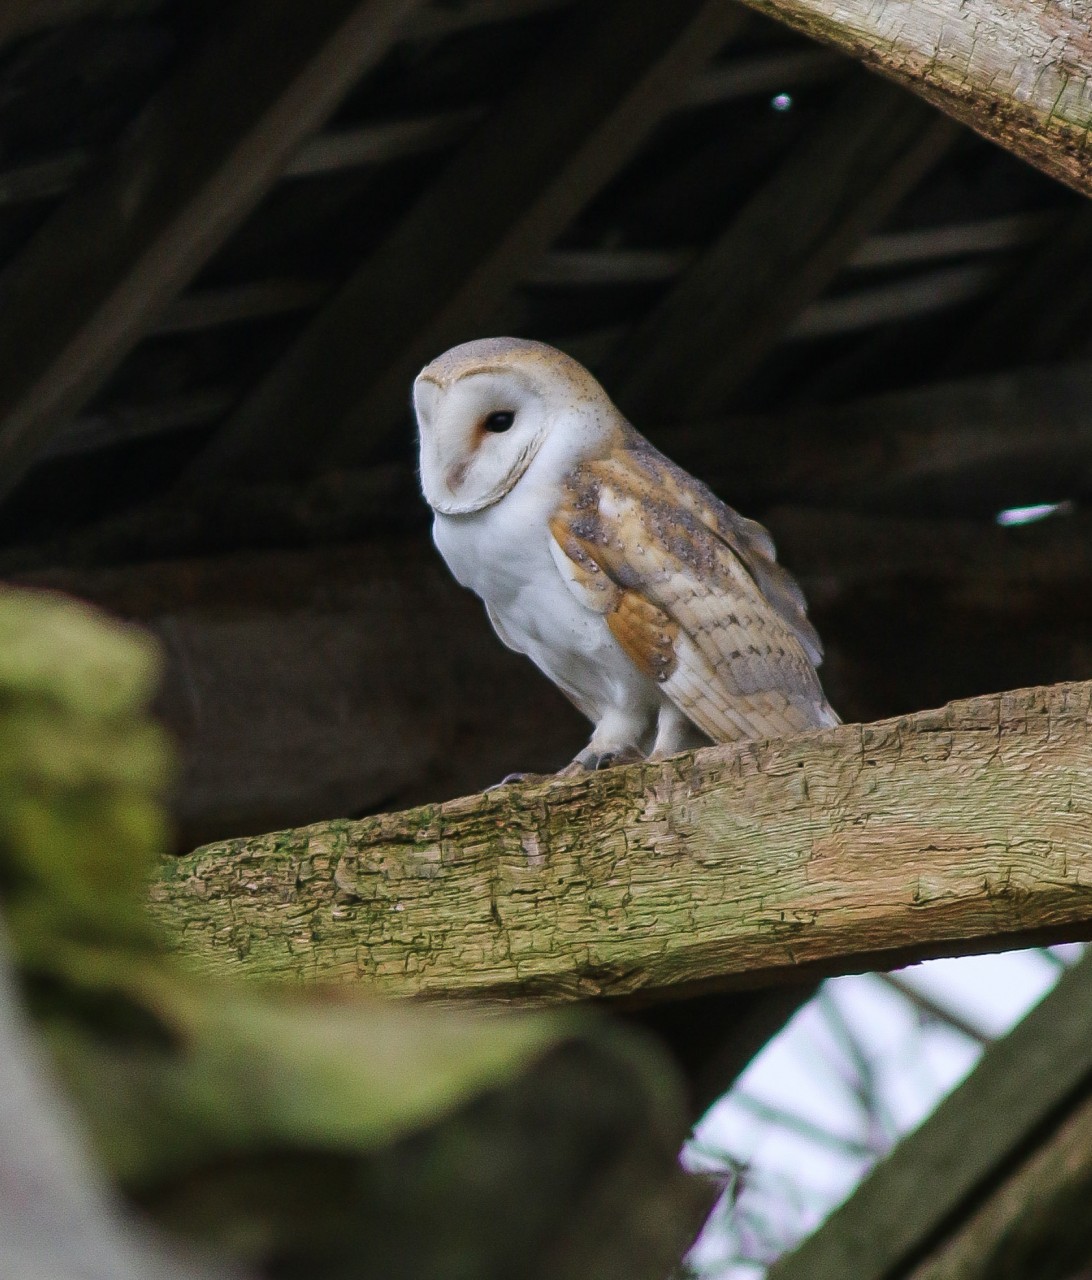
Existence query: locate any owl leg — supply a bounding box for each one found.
[558,706,650,775]
[648,701,710,760]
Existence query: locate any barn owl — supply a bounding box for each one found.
[414,337,837,775]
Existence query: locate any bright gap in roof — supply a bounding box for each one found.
[995,500,1074,527]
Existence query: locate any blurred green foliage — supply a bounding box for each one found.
[0,586,698,1280]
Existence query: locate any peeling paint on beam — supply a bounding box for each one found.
[151,680,1092,1002]
[734,0,1092,198]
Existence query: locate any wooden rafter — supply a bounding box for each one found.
[733,0,1092,198]
[603,73,957,422]
[150,679,1092,1000]
[185,0,746,486]
[0,0,425,503]
[906,1091,1092,1280]
[0,52,846,214]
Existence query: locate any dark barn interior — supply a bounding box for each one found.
[2,0,1090,848]
[3,4,1092,1279]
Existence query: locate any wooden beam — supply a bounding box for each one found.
[40,344,1092,513]
[0,49,843,214]
[603,73,957,423]
[770,955,1092,1280]
[732,0,1092,199]
[905,1092,1092,1280]
[847,211,1052,270]
[0,0,424,503]
[786,260,1000,338]
[0,109,487,213]
[874,972,990,1045]
[150,679,1092,1000]
[185,0,746,485]
[767,505,1092,727]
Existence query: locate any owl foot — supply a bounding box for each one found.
[559,745,644,776]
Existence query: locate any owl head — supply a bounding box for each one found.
[414,337,618,516]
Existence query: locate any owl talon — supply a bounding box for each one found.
[486,771,550,790]
[561,746,643,776]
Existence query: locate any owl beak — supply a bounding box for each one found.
[446,458,471,494]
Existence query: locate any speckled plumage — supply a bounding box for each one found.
[414,337,837,771]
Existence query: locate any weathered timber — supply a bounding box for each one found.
[18,351,1092,521]
[848,212,1052,269]
[605,73,956,421]
[771,955,1092,1280]
[151,680,1092,1001]
[787,260,1001,336]
[0,51,845,219]
[185,0,745,485]
[906,1090,1092,1280]
[665,359,1092,517]
[0,0,422,501]
[733,0,1092,199]
[29,349,1092,511]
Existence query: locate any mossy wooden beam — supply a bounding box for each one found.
[733,0,1092,199]
[152,679,1092,1001]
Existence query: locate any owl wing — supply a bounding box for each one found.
[548,430,838,743]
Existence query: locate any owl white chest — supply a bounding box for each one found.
[432,486,653,720]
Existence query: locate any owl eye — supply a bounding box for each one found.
[482,410,515,433]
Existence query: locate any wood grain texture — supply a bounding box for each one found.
[151,680,1092,1002]
[735,0,1092,198]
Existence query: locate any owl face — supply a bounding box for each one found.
[414,337,620,517]
[415,366,550,515]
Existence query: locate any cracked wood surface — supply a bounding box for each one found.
[151,680,1092,1002]
[735,0,1092,199]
